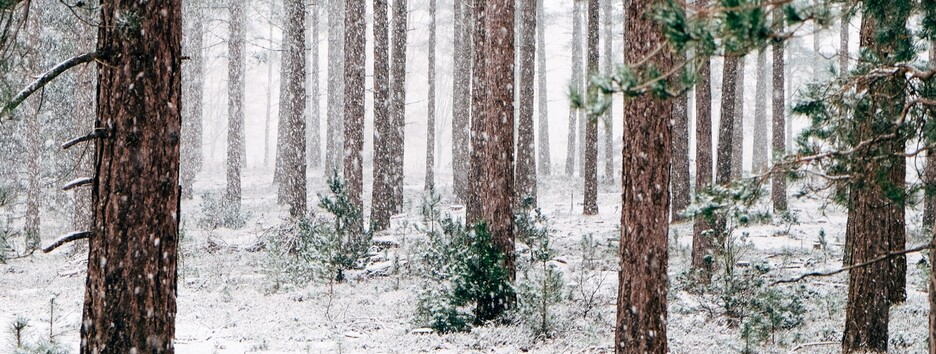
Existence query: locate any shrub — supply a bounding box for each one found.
[197,191,247,229]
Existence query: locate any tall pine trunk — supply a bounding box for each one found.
[691,0,714,278]
[372,0,392,230]
[565,0,582,176]
[308,1,322,169]
[24,9,40,251]
[452,0,472,202]
[181,0,204,199]
[601,0,614,183]
[730,56,745,179]
[516,0,537,205]
[535,0,550,177]
[771,9,788,212]
[81,0,182,351]
[468,0,516,322]
[615,0,673,350]
[582,0,598,215]
[389,0,408,214]
[751,48,768,174]
[426,0,437,190]
[344,0,366,214]
[671,52,690,221]
[264,1,275,169]
[280,0,307,217]
[226,0,245,210]
[327,0,345,175]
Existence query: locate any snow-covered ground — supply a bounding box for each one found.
[0,167,931,353]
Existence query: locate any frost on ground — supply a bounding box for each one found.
[0,167,930,353]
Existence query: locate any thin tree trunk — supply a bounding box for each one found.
[426,0,437,191]
[181,0,204,199]
[81,0,182,351]
[264,0,275,169]
[466,0,484,219]
[308,1,321,168]
[715,55,739,245]
[771,8,788,212]
[840,14,849,76]
[344,0,365,214]
[601,0,614,183]
[565,0,582,176]
[226,0,245,210]
[452,0,471,202]
[536,0,550,177]
[615,0,673,351]
[671,49,690,222]
[73,5,97,229]
[24,7,40,251]
[516,0,536,205]
[730,55,744,179]
[372,0,392,230]
[281,0,307,217]
[469,0,516,322]
[582,0,598,215]
[691,0,714,278]
[389,0,408,214]
[327,0,345,175]
[926,47,936,229]
[930,225,936,354]
[751,48,768,174]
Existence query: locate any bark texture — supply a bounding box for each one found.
[771,10,788,212]
[751,48,768,174]
[426,0,437,190]
[389,0,408,214]
[280,0,307,217]
[81,0,182,351]
[565,0,583,176]
[615,0,673,351]
[372,0,392,230]
[516,0,537,205]
[326,0,345,174]
[717,55,739,186]
[226,0,245,209]
[536,0,550,177]
[582,0,598,215]
[181,0,204,199]
[308,1,322,168]
[601,0,614,183]
[730,56,745,179]
[452,0,472,202]
[344,0,365,213]
[671,49,690,222]
[691,0,714,277]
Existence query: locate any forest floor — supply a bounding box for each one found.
[0,167,931,353]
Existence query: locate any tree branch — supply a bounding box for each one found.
[772,242,933,285]
[42,231,91,253]
[1,51,100,121]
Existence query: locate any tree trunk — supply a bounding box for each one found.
[264,0,275,169]
[371,0,392,230]
[842,5,910,351]
[516,0,537,206]
[926,47,936,230]
[751,48,768,174]
[73,6,97,230]
[535,0,550,177]
[452,0,472,202]
[671,49,690,222]
[344,0,365,214]
[615,0,673,351]
[717,56,739,186]
[468,0,516,322]
[840,14,849,77]
[691,0,714,278]
[226,0,245,210]
[181,0,204,199]
[81,0,182,351]
[466,0,485,220]
[565,0,582,176]
[601,0,614,183]
[730,56,745,179]
[389,0,408,214]
[280,0,307,217]
[426,0,437,191]
[24,7,40,251]
[327,0,345,175]
[771,9,788,212]
[582,0,598,215]
[930,225,936,354]
[308,1,322,169]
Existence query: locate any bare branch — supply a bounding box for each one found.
[772,242,933,285]
[62,128,107,149]
[1,51,100,121]
[42,231,91,253]
[62,177,93,191]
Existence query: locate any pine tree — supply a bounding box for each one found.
[601,0,614,183]
[426,0,437,190]
[226,0,246,210]
[81,0,182,350]
[615,0,673,350]
[582,0,598,215]
[771,9,788,212]
[565,0,582,176]
[280,0,307,217]
[326,0,345,174]
[307,1,322,169]
[751,47,768,174]
[671,53,690,221]
[516,0,537,206]
[389,0,408,214]
[730,55,745,179]
[264,1,276,170]
[372,0,392,230]
[536,0,551,177]
[181,0,204,199]
[452,0,472,202]
[344,0,365,215]
[691,0,714,278]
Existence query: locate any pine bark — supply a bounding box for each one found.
[840,14,849,77]
[730,56,744,179]
[717,56,739,185]
[81,0,182,351]
[565,0,582,176]
[327,0,345,174]
[930,225,936,354]
[389,0,408,214]
[751,48,768,174]
[226,0,245,210]
[426,0,437,190]
[466,0,485,219]
[926,47,936,229]
[73,7,97,230]
[601,0,614,183]
[582,0,598,215]
[615,0,673,351]
[264,1,275,170]
[24,7,40,250]
[771,10,788,212]
[535,0,550,176]
[516,0,537,205]
[452,0,471,202]
[344,0,365,214]
[308,1,321,168]
[372,0,392,230]
[671,49,690,222]
[691,0,714,277]
[280,0,307,217]
[181,0,204,199]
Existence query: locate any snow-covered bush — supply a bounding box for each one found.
[514,197,565,338]
[197,191,247,229]
[8,317,69,354]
